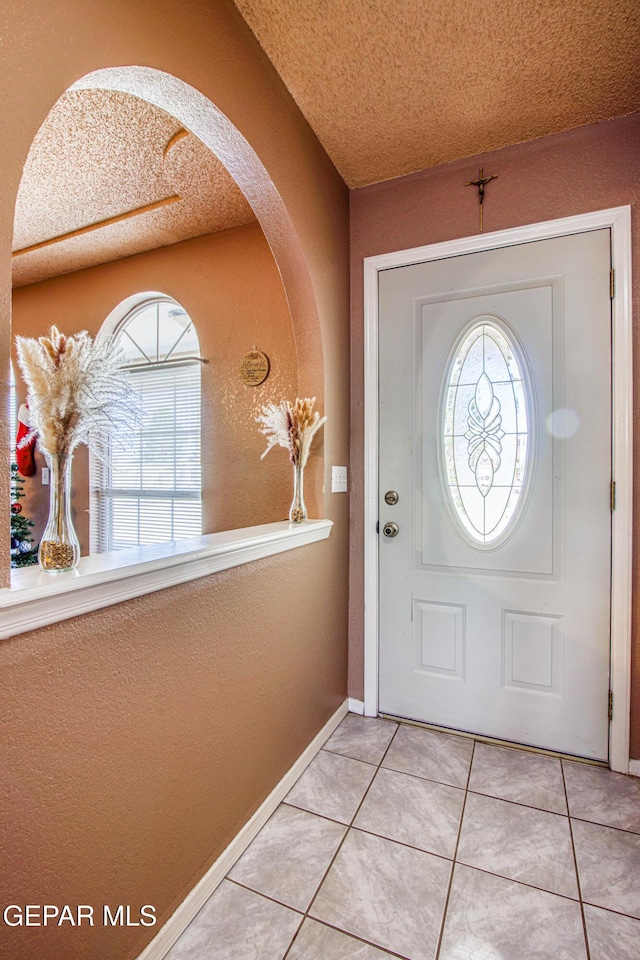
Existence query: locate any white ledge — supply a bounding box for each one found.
[1,520,333,641]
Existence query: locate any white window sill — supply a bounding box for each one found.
[2,519,333,641]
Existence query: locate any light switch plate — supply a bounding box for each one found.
[42,467,50,485]
[331,466,347,493]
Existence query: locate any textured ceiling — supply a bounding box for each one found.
[235,0,640,187]
[13,90,255,286]
[13,2,640,286]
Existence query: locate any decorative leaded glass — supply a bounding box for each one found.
[442,318,530,545]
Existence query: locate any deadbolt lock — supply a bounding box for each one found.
[382,521,399,538]
[384,490,399,505]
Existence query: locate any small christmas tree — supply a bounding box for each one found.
[10,462,39,567]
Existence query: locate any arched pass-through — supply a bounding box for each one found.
[70,66,324,405]
[0,15,347,960]
[6,64,327,571]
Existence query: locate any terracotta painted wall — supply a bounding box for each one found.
[12,223,299,553]
[2,545,345,960]
[349,112,640,757]
[0,2,350,959]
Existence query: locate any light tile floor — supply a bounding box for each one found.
[166,715,640,960]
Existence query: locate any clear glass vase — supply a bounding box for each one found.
[38,454,80,572]
[289,461,308,523]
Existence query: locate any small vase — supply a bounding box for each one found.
[38,454,80,572]
[289,461,308,523]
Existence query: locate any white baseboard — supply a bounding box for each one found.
[629,759,640,778]
[348,698,365,715]
[135,699,349,960]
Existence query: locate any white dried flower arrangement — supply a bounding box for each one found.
[15,325,140,459]
[256,397,327,468]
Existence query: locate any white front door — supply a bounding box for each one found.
[378,230,612,760]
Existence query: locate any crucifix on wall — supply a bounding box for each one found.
[465,168,498,232]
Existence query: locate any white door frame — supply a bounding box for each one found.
[363,207,633,773]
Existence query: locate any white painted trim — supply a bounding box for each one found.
[2,520,332,641]
[98,291,170,341]
[135,699,349,960]
[608,208,634,775]
[363,206,633,772]
[629,759,640,778]
[364,245,380,718]
[348,698,365,715]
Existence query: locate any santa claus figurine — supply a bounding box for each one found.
[16,403,36,477]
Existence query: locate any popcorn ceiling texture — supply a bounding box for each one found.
[235,0,640,187]
[13,89,255,286]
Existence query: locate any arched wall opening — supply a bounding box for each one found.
[9,66,327,557]
[0,12,349,957]
[0,0,351,598]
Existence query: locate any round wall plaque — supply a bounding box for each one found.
[240,349,270,386]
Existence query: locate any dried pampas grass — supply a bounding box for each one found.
[16,325,140,459]
[256,397,326,468]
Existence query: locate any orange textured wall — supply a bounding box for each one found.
[2,544,345,960]
[0,2,350,958]
[349,112,640,756]
[12,223,299,553]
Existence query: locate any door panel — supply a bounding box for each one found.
[378,230,612,759]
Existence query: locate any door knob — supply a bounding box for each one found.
[383,521,399,538]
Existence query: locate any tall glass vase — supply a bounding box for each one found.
[289,461,308,523]
[38,454,80,572]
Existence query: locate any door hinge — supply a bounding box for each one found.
[611,481,616,511]
[376,520,379,534]
[610,268,615,300]
[608,689,614,722]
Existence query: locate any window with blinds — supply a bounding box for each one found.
[91,297,202,553]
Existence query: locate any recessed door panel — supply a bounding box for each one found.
[412,600,466,680]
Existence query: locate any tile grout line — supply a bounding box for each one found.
[295,917,413,960]
[561,760,592,960]
[281,721,404,960]
[568,814,640,837]
[305,723,403,913]
[321,745,380,767]
[434,737,477,960]
[350,722,403,818]
[380,760,472,792]
[348,823,456,864]
[465,786,569,818]
[281,799,358,828]
[225,876,305,916]
[437,858,584,905]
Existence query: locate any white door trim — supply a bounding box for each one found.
[363,207,633,773]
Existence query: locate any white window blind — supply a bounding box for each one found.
[91,298,202,553]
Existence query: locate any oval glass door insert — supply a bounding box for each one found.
[441,317,531,545]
